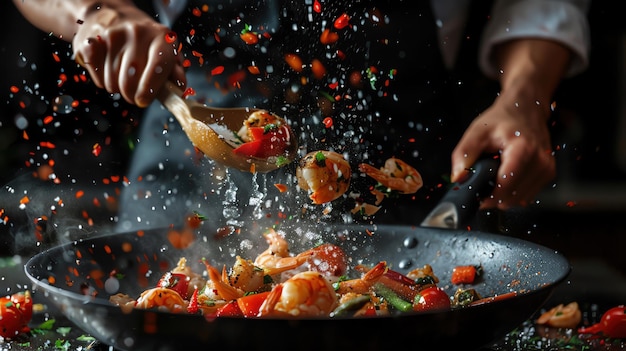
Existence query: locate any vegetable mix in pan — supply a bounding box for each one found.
[109,228,512,318]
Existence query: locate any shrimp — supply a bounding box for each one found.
[202,260,244,301]
[296,150,351,204]
[335,261,388,295]
[258,271,338,317]
[237,110,284,142]
[134,287,187,313]
[254,229,314,276]
[229,256,267,293]
[536,301,582,328]
[359,157,423,194]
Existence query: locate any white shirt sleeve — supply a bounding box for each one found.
[479,0,591,78]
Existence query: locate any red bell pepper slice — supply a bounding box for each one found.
[157,272,190,299]
[237,291,271,318]
[233,126,291,159]
[216,300,244,317]
[215,291,271,318]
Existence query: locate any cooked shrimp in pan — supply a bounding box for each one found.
[134,287,187,313]
[359,157,423,194]
[258,271,338,317]
[296,150,351,204]
[254,229,313,275]
[335,261,388,295]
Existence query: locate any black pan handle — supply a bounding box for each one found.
[441,156,500,227]
[420,156,500,229]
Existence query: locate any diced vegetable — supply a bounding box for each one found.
[237,291,271,318]
[232,125,291,159]
[374,283,413,312]
[331,295,371,317]
[157,272,190,299]
[413,287,451,312]
[451,265,481,285]
[0,291,33,338]
[216,300,243,317]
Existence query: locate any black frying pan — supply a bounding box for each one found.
[24,222,569,351]
[24,157,569,350]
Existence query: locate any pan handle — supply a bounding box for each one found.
[421,156,500,229]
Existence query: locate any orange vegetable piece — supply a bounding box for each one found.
[311,59,326,79]
[320,28,339,45]
[284,53,303,72]
[450,265,478,285]
[240,32,259,45]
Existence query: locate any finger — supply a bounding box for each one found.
[136,39,179,107]
[102,32,127,95]
[118,43,146,106]
[451,123,494,183]
[75,37,107,89]
[480,145,528,209]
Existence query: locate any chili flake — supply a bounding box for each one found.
[333,13,350,30]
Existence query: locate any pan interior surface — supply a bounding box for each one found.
[24,224,570,350]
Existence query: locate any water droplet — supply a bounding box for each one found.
[52,94,74,114]
[398,259,412,269]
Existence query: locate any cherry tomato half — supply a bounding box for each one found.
[0,291,33,338]
[413,286,451,312]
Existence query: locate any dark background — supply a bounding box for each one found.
[0,1,624,268]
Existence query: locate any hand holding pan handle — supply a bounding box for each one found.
[420,156,500,229]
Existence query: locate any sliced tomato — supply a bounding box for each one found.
[413,286,451,312]
[233,125,291,159]
[157,272,190,299]
[216,300,244,317]
[306,243,348,277]
[237,291,271,318]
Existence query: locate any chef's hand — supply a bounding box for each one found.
[72,3,187,107]
[450,93,556,210]
[450,38,571,210]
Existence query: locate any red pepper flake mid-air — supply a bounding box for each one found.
[333,13,350,30]
[322,116,333,128]
[313,0,322,13]
[92,143,102,157]
[210,66,225,76]
[164,31,177,44]
[182,87,196,99]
